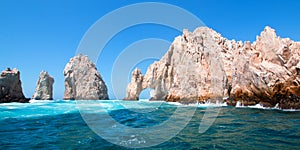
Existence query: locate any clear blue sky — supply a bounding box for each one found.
[0,0,300,99]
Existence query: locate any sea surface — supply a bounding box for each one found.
[0,100,299,149]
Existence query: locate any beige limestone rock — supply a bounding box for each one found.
[63,54,109,100]
[124,26,300,109]
[124,68,143,100]
[32,71,54,100]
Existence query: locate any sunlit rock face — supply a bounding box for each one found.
[125,26,300,109]
[32,71,54,100]
[0,68,29,103]
[63,54,109,100]
[124,68,143,101]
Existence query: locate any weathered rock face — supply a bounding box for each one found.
[0,68,29,103]
[63,54,109,100]
[124,26,300,109]
[124,68,143,100]
[32,71,54,100]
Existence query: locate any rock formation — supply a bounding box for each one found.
[0,68,29,103]
[124,26,300,109]
[32,71,54,100]
[124,68,143,100]
[63,54,109,100]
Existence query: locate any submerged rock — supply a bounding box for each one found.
[32,71,54,100]
[63,54,109,100]
[0,68,29,103]
[125,26,300,109]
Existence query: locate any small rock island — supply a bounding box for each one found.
[63,54,109,100]
[0,68,29,103]
[32,71,54,100]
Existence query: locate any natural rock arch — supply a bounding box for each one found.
[124,68,168,100]
[125,26,300,109]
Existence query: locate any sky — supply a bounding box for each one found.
[0,0,300,99]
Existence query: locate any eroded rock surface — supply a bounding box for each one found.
[125,26,300,109]
[124,68,143,100]
[63,54,109,100]
[32,71,54,100]
[0,68,29,103]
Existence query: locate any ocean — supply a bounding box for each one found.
[0,100,299,149]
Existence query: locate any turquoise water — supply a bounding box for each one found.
[0,100,300,149]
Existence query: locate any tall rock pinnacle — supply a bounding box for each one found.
[32,71,54,100]
[63,54,109,100]
[0,68,29,103]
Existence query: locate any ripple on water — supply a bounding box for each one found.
[0,101,300,149]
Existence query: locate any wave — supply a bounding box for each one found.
[166,101,227,108]
[235,101,300,111]
[0,100,299,120]
[29,99,76,103]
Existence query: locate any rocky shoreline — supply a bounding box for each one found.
[1,26,300,109]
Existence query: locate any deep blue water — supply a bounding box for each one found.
[0,100,300,149]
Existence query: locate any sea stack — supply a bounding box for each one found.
[124,26,300,109]
[32,71,54,100]
[124,68,143,100]
[63,54,109,100]
[0,68,29,103]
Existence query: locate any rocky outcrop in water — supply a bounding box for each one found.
[32,71,54,100]
[0,68,29,103]
[124,68,143,100]
[63,54,109,100]
[125,26,300,109]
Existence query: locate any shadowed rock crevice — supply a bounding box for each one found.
[125,26,300,109]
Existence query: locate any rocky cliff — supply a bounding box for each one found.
[32,71,54,100]
[125,26,300,109]
[0,68,29,103]
[63,54,109,100]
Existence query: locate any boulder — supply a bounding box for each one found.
[125,26,300,109]
[63,54,109,100]
[0,68,29,103]
[32,71,54,100]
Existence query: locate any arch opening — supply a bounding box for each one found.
[139,88,154,100]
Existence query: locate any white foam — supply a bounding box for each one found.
[29,99,59,103]
[235,101,244,108]
[274,103,279,109]
[247,103,265,109]
[167,102,183,106]
[138,99,150,101]
[0,102,26,106]
[235,102,300,111]
[166,101,227,107]
[6,106,19,109]
[282,108,300,112]
[199,101,227,107]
